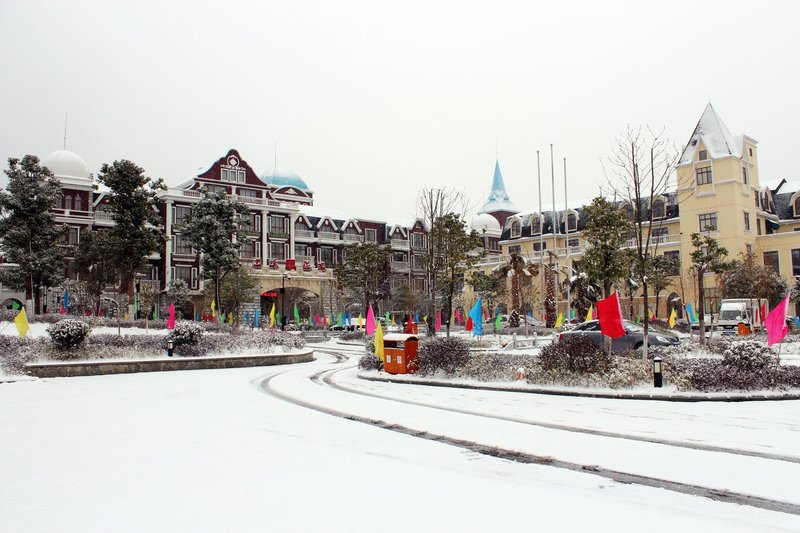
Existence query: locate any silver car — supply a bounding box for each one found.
[558,320,680,350]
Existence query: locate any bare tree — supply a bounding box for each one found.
[416,187,471,335]
[604,126,678,359]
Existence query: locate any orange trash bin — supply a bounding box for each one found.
[737,322,751,336]
[383,334,419,374]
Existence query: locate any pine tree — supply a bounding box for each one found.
[580,196,631,298]
[0,155,66,312]
[333,242,390,311]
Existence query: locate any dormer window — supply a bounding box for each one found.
[794,197,800,217]
[698,150,708,161]
[623,204,635,221]
[510,220,521,238]
[566,213,577,232]
[530,215,541,235]
[652,199,665,219]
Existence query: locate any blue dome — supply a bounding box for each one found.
[260,166,310,190]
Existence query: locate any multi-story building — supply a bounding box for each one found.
[467,103,800,320]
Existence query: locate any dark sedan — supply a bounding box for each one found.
[558,320,681,351]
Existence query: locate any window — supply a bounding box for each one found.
[64,195,73,210]
[794,197,800,217]
[237,188,258,198]
[742,166,748,185]
[174,266,194,288]
[410,233,426,249]
[269,216,288,235]
[270,242,286,261]
[568,238,579,247]
[295,244,310,258]
[698,149,708,161]
[509,245,521,254]
[566,213,577,232]
[240,241,260,259]
[698,213,718,232]
[793,249,800,277]
[344,225,359,235]
[66,227,80,245]
[651,200,665,219]
[248,214,261,232]
[392,252,406,263]
[696,166,712,185]
[652,227,668,238]
[319,246,335,265]
[411,254,425,270]
[663,251,680,275]
[749,147,753,157]
[743,211,751,232]
[365,228,377,242]
[746,244,752,255]
[221,169,245,183]
[510,220,521,237]
[207,184,227,194]
[533,242,547,252]
[74,195,82,211]
[531,216,541,234]
[755,191,760,209]
[623,204,635,221]
[763,251,780,274]
[412,277,426,292]
[757,219,762,235]
[173,234,193,255]
[174,206,192,227]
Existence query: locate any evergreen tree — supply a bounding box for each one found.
[333,242,390,311]
[719,253,787,307]
[166,279,191,319]
[206,266,258,326]
[180,187,250,312]
[74,228,117,315]
[432,212,485,336]
[467,271,506,314]
[97,160,165,300]
[690,232,730,345]
[580,196,631,298]
[0,155,66,312]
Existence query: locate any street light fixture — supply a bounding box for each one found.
[653,355,663,388]
[281,272,291,331]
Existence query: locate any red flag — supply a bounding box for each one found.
[167,303,176,330]
[761,303,767,325]
[466,317,473,331]
[59,305,66,315]
[596,292,626,339]
[405,314,414,333]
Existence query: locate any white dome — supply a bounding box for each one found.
[41,150,91,180]
[471,212,502,234]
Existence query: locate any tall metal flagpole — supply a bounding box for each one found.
[537,151,545,323]
[564,157,571,325]
[550,144,558,322]
[63,113,68,150]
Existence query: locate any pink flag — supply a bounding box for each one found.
[454,308,462,324]
[596,291,626,339]
[435,311,442,332]
[59,305,66,315]
[466,317,473,331]
[765,294,790,346]
[167,303,176,330]
[322,316,327,327]
[366,306,376,336]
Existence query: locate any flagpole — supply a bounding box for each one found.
[563,156,570,326]
[537,150,545,324]
[550,144,558,324]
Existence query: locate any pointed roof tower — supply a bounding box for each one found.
[479,160,517,214]
[678,103,743,165]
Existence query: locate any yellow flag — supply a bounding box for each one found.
[374,323,384,361]
[586,305,593,321]
[668,308,677,328]
[391,315,396,326]
[554,312,564,328]
[211,299,216,317]
[228,311,234,324]
[124,312,129,321]
[14,307,29,337]
[648,308,655,320]
[358,313,363,329]
[269,303,276,328]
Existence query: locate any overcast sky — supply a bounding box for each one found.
[1,0,798,221]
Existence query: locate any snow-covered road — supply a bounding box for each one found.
[1,342,799,532]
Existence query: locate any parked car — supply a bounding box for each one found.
[484,314,544,330]
[558,320,680,351]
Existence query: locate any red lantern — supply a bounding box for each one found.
[253,259,262,269]
[318,261,326,271]
[303,260,312,271]
[286,258,296,270]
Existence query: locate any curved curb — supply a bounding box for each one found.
[24,349,315,378]
[357,372,800,402]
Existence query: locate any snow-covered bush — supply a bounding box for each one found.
[358,353,383,371]
[722,340,778,371]
[0,337,42,374]
[460,352,537,382]
[416,337,470,376]
[539,335,610,374]
[47,319,91,349]
[167,321,204,347]
[341,331,364,341]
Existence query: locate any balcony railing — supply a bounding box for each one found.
[318,231,341,241]
[391,260,410,272]
[295,229,316,239]
[390,239,410,249]
[343,234,364,242]
[621,233,681,249]
[94,211,113,223]
[295,255,315,267]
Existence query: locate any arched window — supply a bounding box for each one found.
[794,197,800,217]
[567,213,577,231]
[652,199,665,219]
[623,204,635,221]
[510,220,521,238]
[74,195,82,211]
[530,215,541,234]
[64,195,72,210]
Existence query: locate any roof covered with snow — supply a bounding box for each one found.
[261,166,310,191]
[678,104,744,165]
[478,160,517,214]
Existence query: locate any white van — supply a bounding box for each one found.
[714,298,767,335]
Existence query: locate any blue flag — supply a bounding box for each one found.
[63,287,69,309]
[244,311,251,325]
[415,311,420,322]
[469,298,483,337]
[347,312,352,326]
[254,309,261,328]
[686,303,696,324]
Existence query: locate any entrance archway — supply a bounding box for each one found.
[260,288,321,327]
[1,298,24,312]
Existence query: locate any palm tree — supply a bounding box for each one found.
[492,252,538,323]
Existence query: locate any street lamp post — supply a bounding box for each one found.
[281,272,290,331]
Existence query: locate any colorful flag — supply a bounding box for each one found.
[220,312,226,324]
[124,312,129,321]
[554,312,564,328]
[347,312,352,326]
[596,292,625,339]
[585,305,593,321]
[167,303,175,330]
[668,309,677,328]
[211,299,216,317]
[761,303,768,327]
[454,308,462,324]
[391,315,396,326]
[269,303,276,328]
[648,308,655,321]
[436,311,442,332]
[63,288,69,311]
[358,313,363,329]
[466,317,473,331]
[423,314,428,324]
[415,312,420,322]
[686,303,697,324]
[468,299,483,336]
[245,311,251,325]
[366,306,376,336]
[374,323,384,361]
[14,307,29,337]
[405,314,414,333]
[494,313,502,330]
[254,309,261,328]
[151,308,156,320]
[11,300,20,311]
[765,294,791,346]
[228,311,233,324]
[294,304,300,326]
[385,312,390,328]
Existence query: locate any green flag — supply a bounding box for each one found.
[220,312,226,324]
[11,300,20,311]
[494,313,502,330]
[293,303,300,325]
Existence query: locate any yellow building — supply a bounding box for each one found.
[467,104,800,321]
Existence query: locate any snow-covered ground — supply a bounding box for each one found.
[1,341,799,532]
